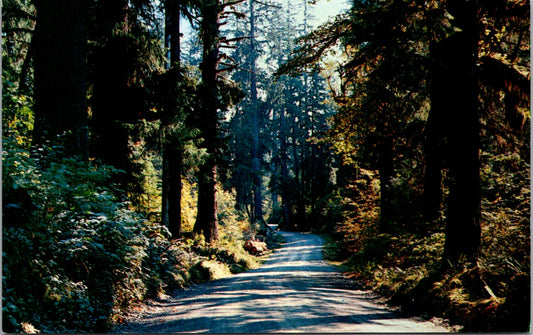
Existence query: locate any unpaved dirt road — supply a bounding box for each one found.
[115,231,451,333]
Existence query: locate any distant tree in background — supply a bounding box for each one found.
[269,1,342,232]
[225,0,282,227]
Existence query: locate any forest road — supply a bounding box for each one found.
[115,230,451,333]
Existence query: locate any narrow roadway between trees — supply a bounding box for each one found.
[116,231,451,333]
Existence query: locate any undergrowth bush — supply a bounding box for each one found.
[2,135,266,333]
[334,168,380,258]
[325,148,530,332]
[2,138,150,332]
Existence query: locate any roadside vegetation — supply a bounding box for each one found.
[322,149,529,332]
[3,133,271,333]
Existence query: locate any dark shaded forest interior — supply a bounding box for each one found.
[2,0,530,333]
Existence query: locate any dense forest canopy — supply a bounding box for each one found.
[2,0,530,332]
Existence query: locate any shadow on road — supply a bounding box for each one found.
[126,272,395,333]
[115,231,450,333]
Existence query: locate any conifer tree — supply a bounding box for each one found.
[2,0,36,95]
[438,0,529,265]
[161,0,184,238]
[88,0,163,203]
[32,0,89,159]
[265,1,336,231]
[225,0,281,226]
[193,0,245,243]
[278,0,529,265]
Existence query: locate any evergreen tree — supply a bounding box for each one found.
[193,0,245,243]
[225,0,281,226]
[2,0,36,95]
[161,0,184,238]
[263,0,337,231]
[435,0,530,265]
[32,0,89,159]
[88,0,163,201]
[278,0,529,265]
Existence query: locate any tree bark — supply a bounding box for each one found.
[195,162,219,243]
[194,0,221,243]
[165,0,181,68]
[32,0,89,159]
[422,42,447,223]
[249,0,264,224]
[441,2,481,265]
[161,0,183,238]
[162,140,183,238]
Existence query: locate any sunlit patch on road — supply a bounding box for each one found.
[115,231,452,333]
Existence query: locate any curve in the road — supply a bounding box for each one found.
[115,231,451,333]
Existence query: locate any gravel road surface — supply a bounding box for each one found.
[115,231,451,333]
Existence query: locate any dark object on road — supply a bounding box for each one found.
[244,239,267,255]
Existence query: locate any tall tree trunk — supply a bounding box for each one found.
[194,0,220,243]
[423,42,446,223]
[251,87,264,226]
[162,0,183,238]
[442,3,481,265]
[249,0,264,224]
[162,139,183,238]
[280,136,292,230]
[32,0,88,159]
[165,0,181,68]
[195,162,219,243]
[291,122,306,230]
[18,33,34,95]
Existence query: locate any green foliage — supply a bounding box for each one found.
[329,147,530,332]
[129,136,162,216]
[2,135,265,333]
[328,168,380,257]
[282,0,529,329]
[2,0,35,95]
[142,187,263,291]
[2,78,34,147]
[141,227,205,297]
[216,186,263,271]
[2,137,146,332]
[3,0,298,332]
[3,0,528,332]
